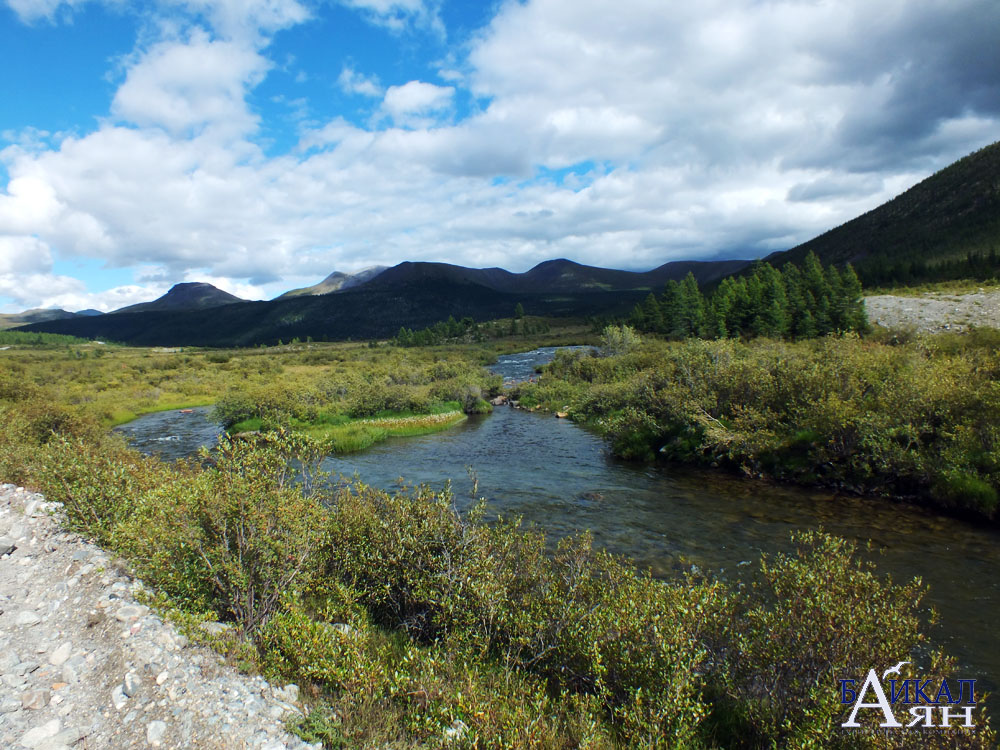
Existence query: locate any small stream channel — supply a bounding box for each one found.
[115,346,1000,714]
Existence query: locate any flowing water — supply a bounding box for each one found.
[113,406,221,462]
[116,346,1000,712]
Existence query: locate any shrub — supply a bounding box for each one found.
[600,324,641,356]
[191,432,330,635]
[702,530,989,749]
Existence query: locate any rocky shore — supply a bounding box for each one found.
[0,484,317,750]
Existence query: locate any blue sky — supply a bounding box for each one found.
[1,0,998,312]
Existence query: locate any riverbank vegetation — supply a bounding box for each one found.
[0,397,990,747]
[0,339,504,430]
[513,327,1000,518]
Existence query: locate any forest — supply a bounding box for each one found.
[627,252,868,340]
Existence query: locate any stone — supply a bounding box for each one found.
[16,610,41,626]
[111,684,128,710]
[18,660,41,675]
[146,720,167,746]
[114,605,149,622]
[0,536,15,556]
[19,719,61,748]
[280,684,299,703]
[0,697,21,713]
[49,642,72,667]
[0,649,19,671]
[3,673,27,689]
[198,621,232,637]
[17,660,40,675]
[261,741,287,750]
[123,672,142,697]
[60,661,80,684]
[22,689,51,710]
[48,726,85,747]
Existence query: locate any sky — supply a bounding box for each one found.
[0,0,998,313]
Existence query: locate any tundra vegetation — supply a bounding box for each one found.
[0,334,995,747]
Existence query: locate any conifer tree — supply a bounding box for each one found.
[676,273,706,337]
[642,292,664,333]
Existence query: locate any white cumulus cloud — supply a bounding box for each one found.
[381,80,454,126]
[111,31,271,138]
[338,66,383,98]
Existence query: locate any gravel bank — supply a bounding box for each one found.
[0,484,317,750]
[865,289,1000,333]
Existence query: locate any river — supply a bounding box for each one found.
[114,346,1000,711]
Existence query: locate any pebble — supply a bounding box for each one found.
[198,621,232,636]
[114,605,149,623]
[15,611,41,627]
[146,719,167,745]
[48,643,72,668]
[19,719,60,748]
[21,689,50,710]
[111,684,128,710]
[123,672,142,698]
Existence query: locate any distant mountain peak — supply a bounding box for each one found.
[277,266,388,298]
[112,282,244,315]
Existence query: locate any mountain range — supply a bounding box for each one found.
[0,307,102,331]
[12,139,1000,345]
[10,257,750,346]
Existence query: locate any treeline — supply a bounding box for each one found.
[395,309,550,347]
[857,248,1000,287]
[628,252,868,339]
[0,330,90,347]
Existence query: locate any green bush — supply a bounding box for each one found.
[192,432,330,635]
[704,530,949,748]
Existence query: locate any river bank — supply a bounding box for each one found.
[0,484,317,750]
